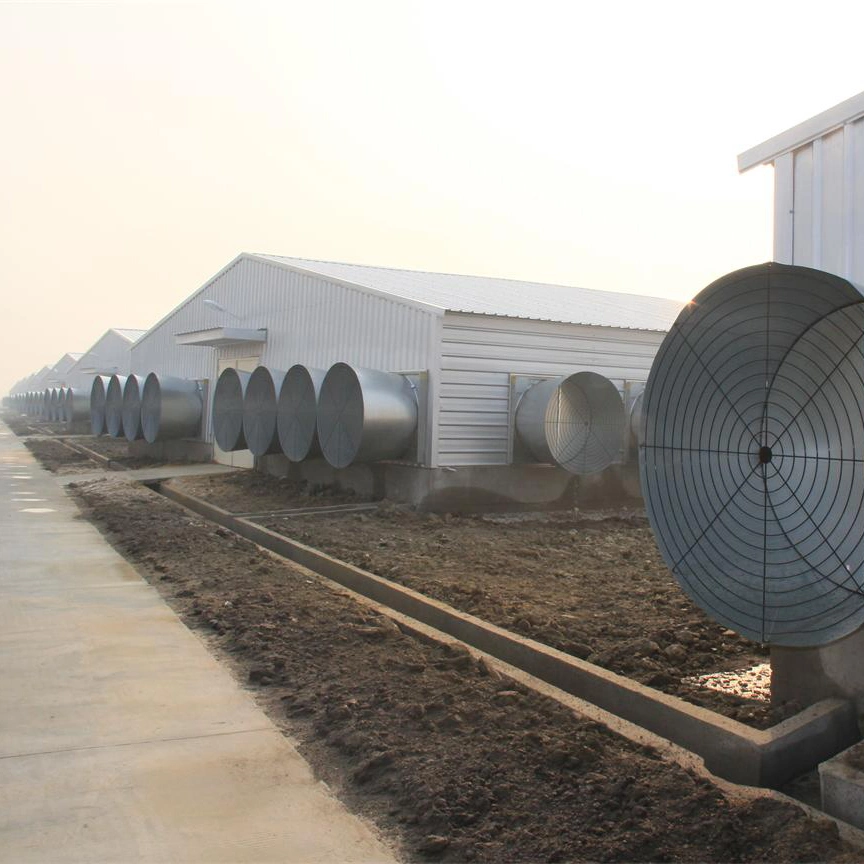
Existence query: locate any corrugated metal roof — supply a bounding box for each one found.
[255,255,684,332]
[112,328,147,343]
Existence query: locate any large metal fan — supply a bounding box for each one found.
[640,263,864,647]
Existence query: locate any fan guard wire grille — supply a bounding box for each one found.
[640,262,864,647]
[545,374,624,474]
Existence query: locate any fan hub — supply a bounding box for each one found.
[758,445,773,465]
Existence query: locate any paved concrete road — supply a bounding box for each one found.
[0,422,396,863]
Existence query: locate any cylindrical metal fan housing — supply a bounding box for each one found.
[121,374,147,441]
[277,364,326,461]
[56,388,67,422]
[105,375,128,437]
[515,371,624,474]
[242,367,286,456]
[212,368,251,452]
[317,363,417,469]
[89,375,112,436]
[64,388,90,428]
[141,373,202,443]
[48,388,60,422]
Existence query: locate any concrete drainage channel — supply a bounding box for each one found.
[152,479,860,791]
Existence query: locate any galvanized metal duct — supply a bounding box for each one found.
[277,364,326,461]
[515,372,625,474]
[48,388,60,422]
[59,387,70,423]
[212,368,250,452]
[104,375,127,437]
[317,363,417,469]
[89,375,113,436]
[640,262,864,647]
[243,366,285,457]
[121,374,147,441]
[141,373,203,443]
[64,388,90,428]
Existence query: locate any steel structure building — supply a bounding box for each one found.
[129,254,682,475]
[63,328,147,391]
[47,353,83,385]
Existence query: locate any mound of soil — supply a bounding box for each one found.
[69,477,856,863]
[172,474,774,726]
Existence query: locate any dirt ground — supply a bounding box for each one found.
[174,468,367,512]
[22,437,101,473]
[174,473,777,727]
[67,476,856,863]
[1,412,164,473]
[20,435,160,473]
[2,413,55,437]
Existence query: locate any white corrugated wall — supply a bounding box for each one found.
[437,314,665,466]
[773,117,864,282]
[131,257,440,448]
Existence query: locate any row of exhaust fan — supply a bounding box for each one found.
[13,363,643,474]
[212,363,640,474]
[14,374,206,443]
[12,386,91,427]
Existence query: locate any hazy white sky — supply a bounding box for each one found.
[2,0,863,394]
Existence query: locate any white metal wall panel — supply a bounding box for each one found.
[850,120,864,283]
[820,129,844,275]
[773,152,794,263]
[438,314,665,466]
[792,145,813,265]
[131,257,439,449]
[775,118,864,283]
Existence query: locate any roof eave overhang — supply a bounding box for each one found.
[175,327,268,348]
[738,90,864,172]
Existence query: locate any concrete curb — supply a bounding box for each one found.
[158,481,860,788]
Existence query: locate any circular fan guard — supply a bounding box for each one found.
[641,263,864,647]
